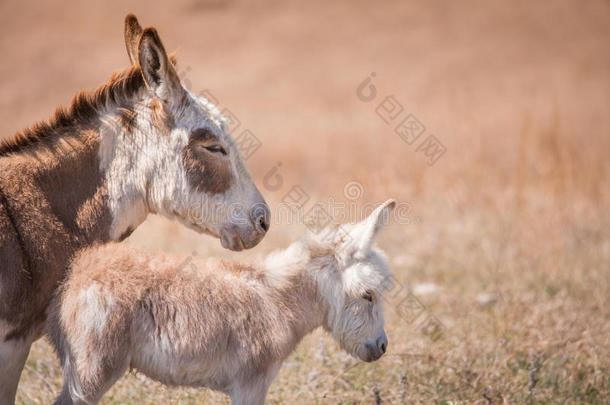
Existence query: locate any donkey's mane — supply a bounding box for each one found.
[0,65,146,157]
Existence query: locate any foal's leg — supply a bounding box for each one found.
[53,384,75,405]
[50,288,132,404]
[53,369,128,405]
[0,336,32,404]
[53,349,131,405]
[229,382,270,405]
[230,368,279,405]
[51,313,132,405]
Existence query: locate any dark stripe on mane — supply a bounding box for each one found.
[0,65,146,156]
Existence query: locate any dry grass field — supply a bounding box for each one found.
[2,0,609,403]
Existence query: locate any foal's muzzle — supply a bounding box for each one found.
[363,331,388,362]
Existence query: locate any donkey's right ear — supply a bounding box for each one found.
[138,27,183,102]
[124,14,143,66]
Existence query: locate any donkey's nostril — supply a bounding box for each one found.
[380,341,387,354]
[259,216,268,232]
[251,205,270,234]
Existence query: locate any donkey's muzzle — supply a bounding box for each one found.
[220,203,270,251]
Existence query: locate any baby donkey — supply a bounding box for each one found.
[47,200,396,405]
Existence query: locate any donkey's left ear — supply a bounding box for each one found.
[124,14,143,66]
[138,27,183,102]
[350,199,396,258]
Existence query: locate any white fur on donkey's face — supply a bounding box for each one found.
[100,89,268,251]
[316,200,395,362]
[148,90,268,248]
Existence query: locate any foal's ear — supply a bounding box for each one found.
[349,199,396,258]
[124,14,143,66]
[138,27,183,102]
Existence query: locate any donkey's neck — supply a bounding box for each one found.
[0,66,152,243]
[97,108,151,241]
[0,130,112,242]
[1,116,151,247]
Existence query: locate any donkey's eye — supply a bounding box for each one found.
[362,291,373,302]
[204,145,227,155]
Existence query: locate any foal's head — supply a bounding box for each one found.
[105,15,269,250]
[311,200,395,362]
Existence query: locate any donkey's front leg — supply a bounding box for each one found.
[0,335,33,405]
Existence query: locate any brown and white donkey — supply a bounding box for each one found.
[0,15,269,403]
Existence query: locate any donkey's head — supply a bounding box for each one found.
[312,200,395,362]
[103,15,269,250]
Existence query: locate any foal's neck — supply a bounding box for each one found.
[261,243,331,345]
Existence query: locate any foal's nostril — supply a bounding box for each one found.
[377,335,388,355]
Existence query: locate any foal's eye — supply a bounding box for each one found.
[204,145,227,155]
[362,291,373,302]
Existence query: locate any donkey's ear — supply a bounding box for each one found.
[349,199,396,258]
[138,27,183,102]
[124,14,143,66]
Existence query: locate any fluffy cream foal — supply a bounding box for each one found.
[47,200,396,405]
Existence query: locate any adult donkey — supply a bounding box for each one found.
[0,14,269,403]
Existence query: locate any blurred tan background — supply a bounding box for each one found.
[2,0,609,403]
